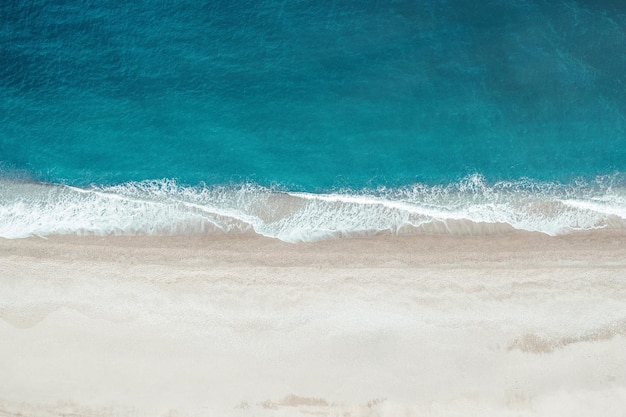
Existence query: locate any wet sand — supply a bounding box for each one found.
[1,231,625,416]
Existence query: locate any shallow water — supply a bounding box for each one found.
[1,175,625,241]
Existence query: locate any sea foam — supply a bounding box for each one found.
[1,175,624,242]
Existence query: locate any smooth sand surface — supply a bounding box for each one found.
[1,231,625,416]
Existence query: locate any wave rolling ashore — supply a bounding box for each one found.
[1,231,625,417]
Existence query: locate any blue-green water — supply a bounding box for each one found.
[1,0,625,241]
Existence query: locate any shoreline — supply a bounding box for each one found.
[2,228,626,266]
[1,231,625,416]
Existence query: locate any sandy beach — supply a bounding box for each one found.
[1,231,625,416]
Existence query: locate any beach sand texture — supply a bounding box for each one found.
[1,232,625,416]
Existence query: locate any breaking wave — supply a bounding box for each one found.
[1,174,625,242]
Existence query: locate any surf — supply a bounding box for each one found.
[1,174,625,242]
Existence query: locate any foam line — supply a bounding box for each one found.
[1,176,625,242]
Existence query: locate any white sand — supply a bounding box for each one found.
[1,232,625,416]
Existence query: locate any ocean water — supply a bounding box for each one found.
[1,0,625,241]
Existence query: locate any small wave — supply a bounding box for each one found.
[1,175,625,242]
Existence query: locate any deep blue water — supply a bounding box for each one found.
[1,0,626,240]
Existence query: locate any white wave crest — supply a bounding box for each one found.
[1,175,625,242]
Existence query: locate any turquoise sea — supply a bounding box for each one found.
[1,0,625,241]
